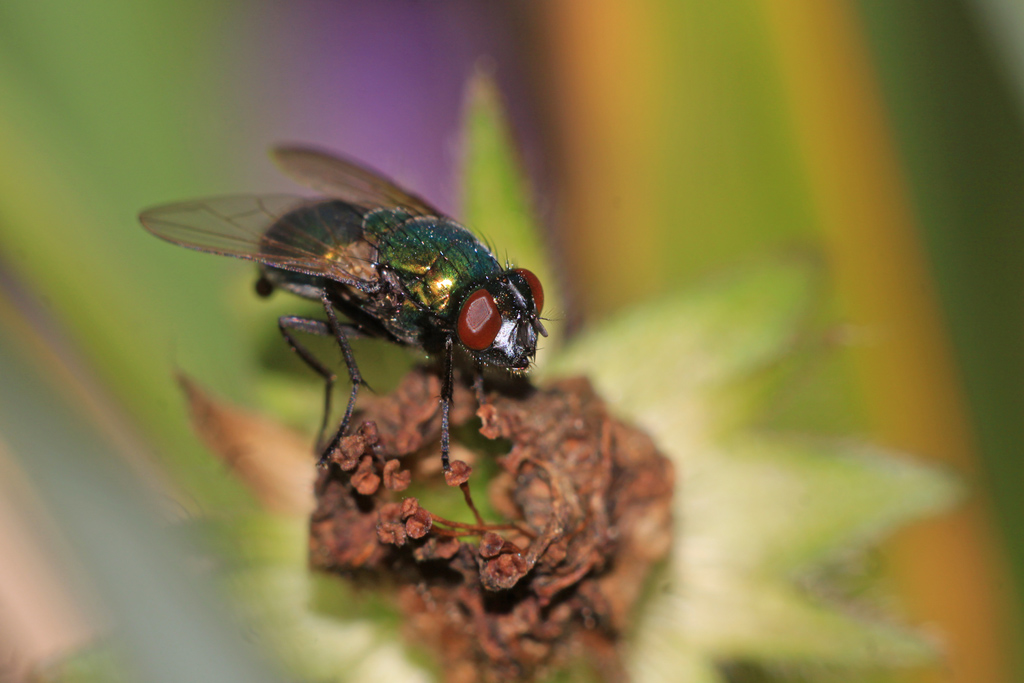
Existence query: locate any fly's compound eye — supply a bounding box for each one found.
[514,268,544,314]
[458,289,502,350]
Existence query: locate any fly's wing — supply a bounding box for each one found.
[272,146,442,217]
[139,194,373,284]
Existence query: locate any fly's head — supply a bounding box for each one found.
[455,268,546,370]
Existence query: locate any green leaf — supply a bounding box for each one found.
[460,67,563,356]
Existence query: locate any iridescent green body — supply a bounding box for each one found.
[261,200,503,353]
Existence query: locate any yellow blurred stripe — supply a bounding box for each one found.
[541,0,670,314]
[760,1,1015,681]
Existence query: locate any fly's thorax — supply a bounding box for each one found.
[368,212,502,319]
[361,207,416,241]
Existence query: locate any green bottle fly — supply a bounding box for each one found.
[140,146,546,471]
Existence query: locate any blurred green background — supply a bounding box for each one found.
[1,1,1023,682]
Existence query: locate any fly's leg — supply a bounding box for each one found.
[440,335,454,473]
[278,316,337,450]
[444,339,483,523]
[277,290,369,466]
[318,290,365,468]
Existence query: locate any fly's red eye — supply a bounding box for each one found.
[515,268,544,314]
[458,289,501,350]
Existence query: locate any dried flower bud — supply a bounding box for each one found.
[358,421,379,445]
[479,532,505,559]
[399,497,420,519]
[352,455,381,495]
[481,552,530,591]
[377,521,407,546]
[477,403,500,438]
[378,502,403,523]
[444,459,472,486]
[405,508,432,539]
[333,433,366,471]
[308,368,673,682]
[383,459,411,491]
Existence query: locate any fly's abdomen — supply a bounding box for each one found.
[260,199,364,257]
[260,199,378,299]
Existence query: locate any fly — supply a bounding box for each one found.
[140,146,546,472]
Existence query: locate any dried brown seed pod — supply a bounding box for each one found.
[444,459,472,486]
[351,455,381,495]
[479,532,505,559]
[405,508,433,539]
[383,459,411,491]
[309,368,673,682]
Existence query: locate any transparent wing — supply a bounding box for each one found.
[271,145,441,216]
[139,194,373,283]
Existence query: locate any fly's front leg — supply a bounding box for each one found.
[440,335,455,473]
[318,290,365,468]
